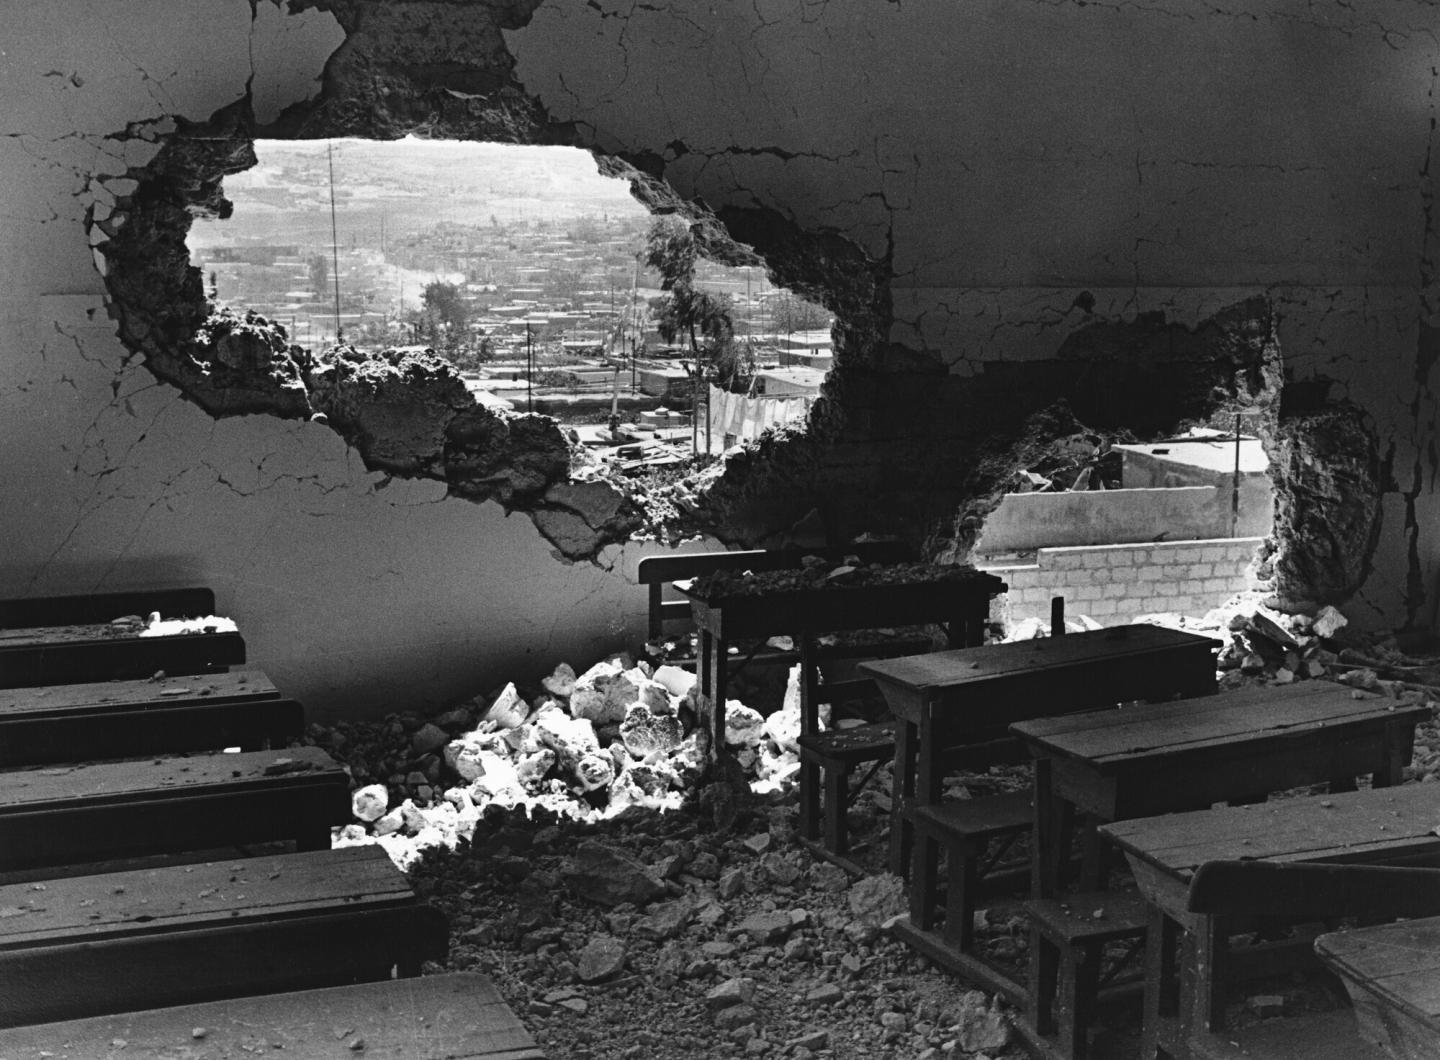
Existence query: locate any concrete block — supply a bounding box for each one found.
[1074,583,1101,601]
[1143,595,1171,611]
[1201,546,1228,563]
[1138,567,1167,582]
[1088,598,1119,616]
[1101,581,1130,599]
[1107,549,1139,567]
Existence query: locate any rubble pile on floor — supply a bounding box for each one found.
[330,657,820,870]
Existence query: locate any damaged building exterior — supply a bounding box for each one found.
[1,0,1436,719]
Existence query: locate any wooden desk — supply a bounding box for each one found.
[1014,683,1429,899]
[861,624,1219,874]
[1317,916,1440,1060]
[1102,783,1440,1059]
[682,569,1004,753]
[0,621,246,687]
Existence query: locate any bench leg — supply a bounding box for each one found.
[1141,907,1180,1060]
[798,761,822,842]
[910,828,942,930]
[1182,913,1229,1038]
[1028,927,1060,1037]
[824,763,849,855]
[889,722,916,877]
[1056,940,1100,1060]
[940,837,978,953]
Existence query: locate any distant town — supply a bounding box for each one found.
[189,139,835,466]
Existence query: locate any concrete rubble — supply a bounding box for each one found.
[331,655,823,871]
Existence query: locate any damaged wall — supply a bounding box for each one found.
[3,1,1440,722]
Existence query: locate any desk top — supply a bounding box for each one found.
[0,670,278,717]
[1317,916,1440,1037]
[0,747,342,809]
[1101,782,1440,881]
[1011,683,1429,766]
[680,571,1005,639]
[860,624,1219,692]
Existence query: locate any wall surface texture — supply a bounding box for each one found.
[2,1,1437,718]
[985,538,1265,628]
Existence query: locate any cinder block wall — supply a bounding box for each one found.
[982,537,1263,627]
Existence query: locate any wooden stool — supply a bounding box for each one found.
[0,973,544,1058]
[797,719,896,857]
[0,670,299,766]
[0,747,349,872]
[0,846,448,1028]
[909,791,1034,950]
[1021,890,1149,1060]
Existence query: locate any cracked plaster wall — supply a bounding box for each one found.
[509,0,1440,628]
[5,1,1440,725]
[0,1,664,721]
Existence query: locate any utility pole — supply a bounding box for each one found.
[526,321,534,413]
[327,142,342,347]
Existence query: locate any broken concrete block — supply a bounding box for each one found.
[485,682,530,729]
[351,783,390,822]
[542,662,577,698]
[570,659,630,724]
[574,752,615,792]
[562,841,666,907]
[620,702,685,756]
[515,748,556,790]
[1313,605,1349,639]
[652,664,697,697]
[575,934,628,982]
[725,702,766,746]
[410,722,450,757]
[532,703,600,764]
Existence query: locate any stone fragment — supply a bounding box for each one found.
[350,784,389,823]
[1247,994,1286,1018]
[790,1031,829,1051]
[575,934,627,982]
[736,911,794,943]
[574,752,615,791]
[714,1003,760,1030]
[619,703,685,756]
[725,702,766,746]
[652,664,696,697]
[805,984,843,1004]
[633,897,694,941]
[952,991,1012,1052]
[372,808,404,836]
[570,660,630,724]
[741,833,772,854]
[1313,605,1349,639]
[706,977,756,1010]
[562,841,666,907]
[759,852,801,886]
[542,662,577,698]
[484,683,530,729]
[532,704,600,764]
[847,873,907,926]
[809,863,851,893]
[410,723,450,756]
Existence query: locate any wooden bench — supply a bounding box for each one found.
[0,620,247,687]
[0,670,300,766]
[906,789,1034,961]
[1021,889,1150,1060]
[0,747,349,873]
[0,587,218,629]
[0,846,449,1028]
[0,972,545,1059]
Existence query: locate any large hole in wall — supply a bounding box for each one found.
[91,110,868,562]
[188,138,835,473]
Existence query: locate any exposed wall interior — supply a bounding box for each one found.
[4,1,1440,719]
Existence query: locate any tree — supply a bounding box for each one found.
[422,281,470,335]
[308,254,329,295]
[643,217,744,451]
